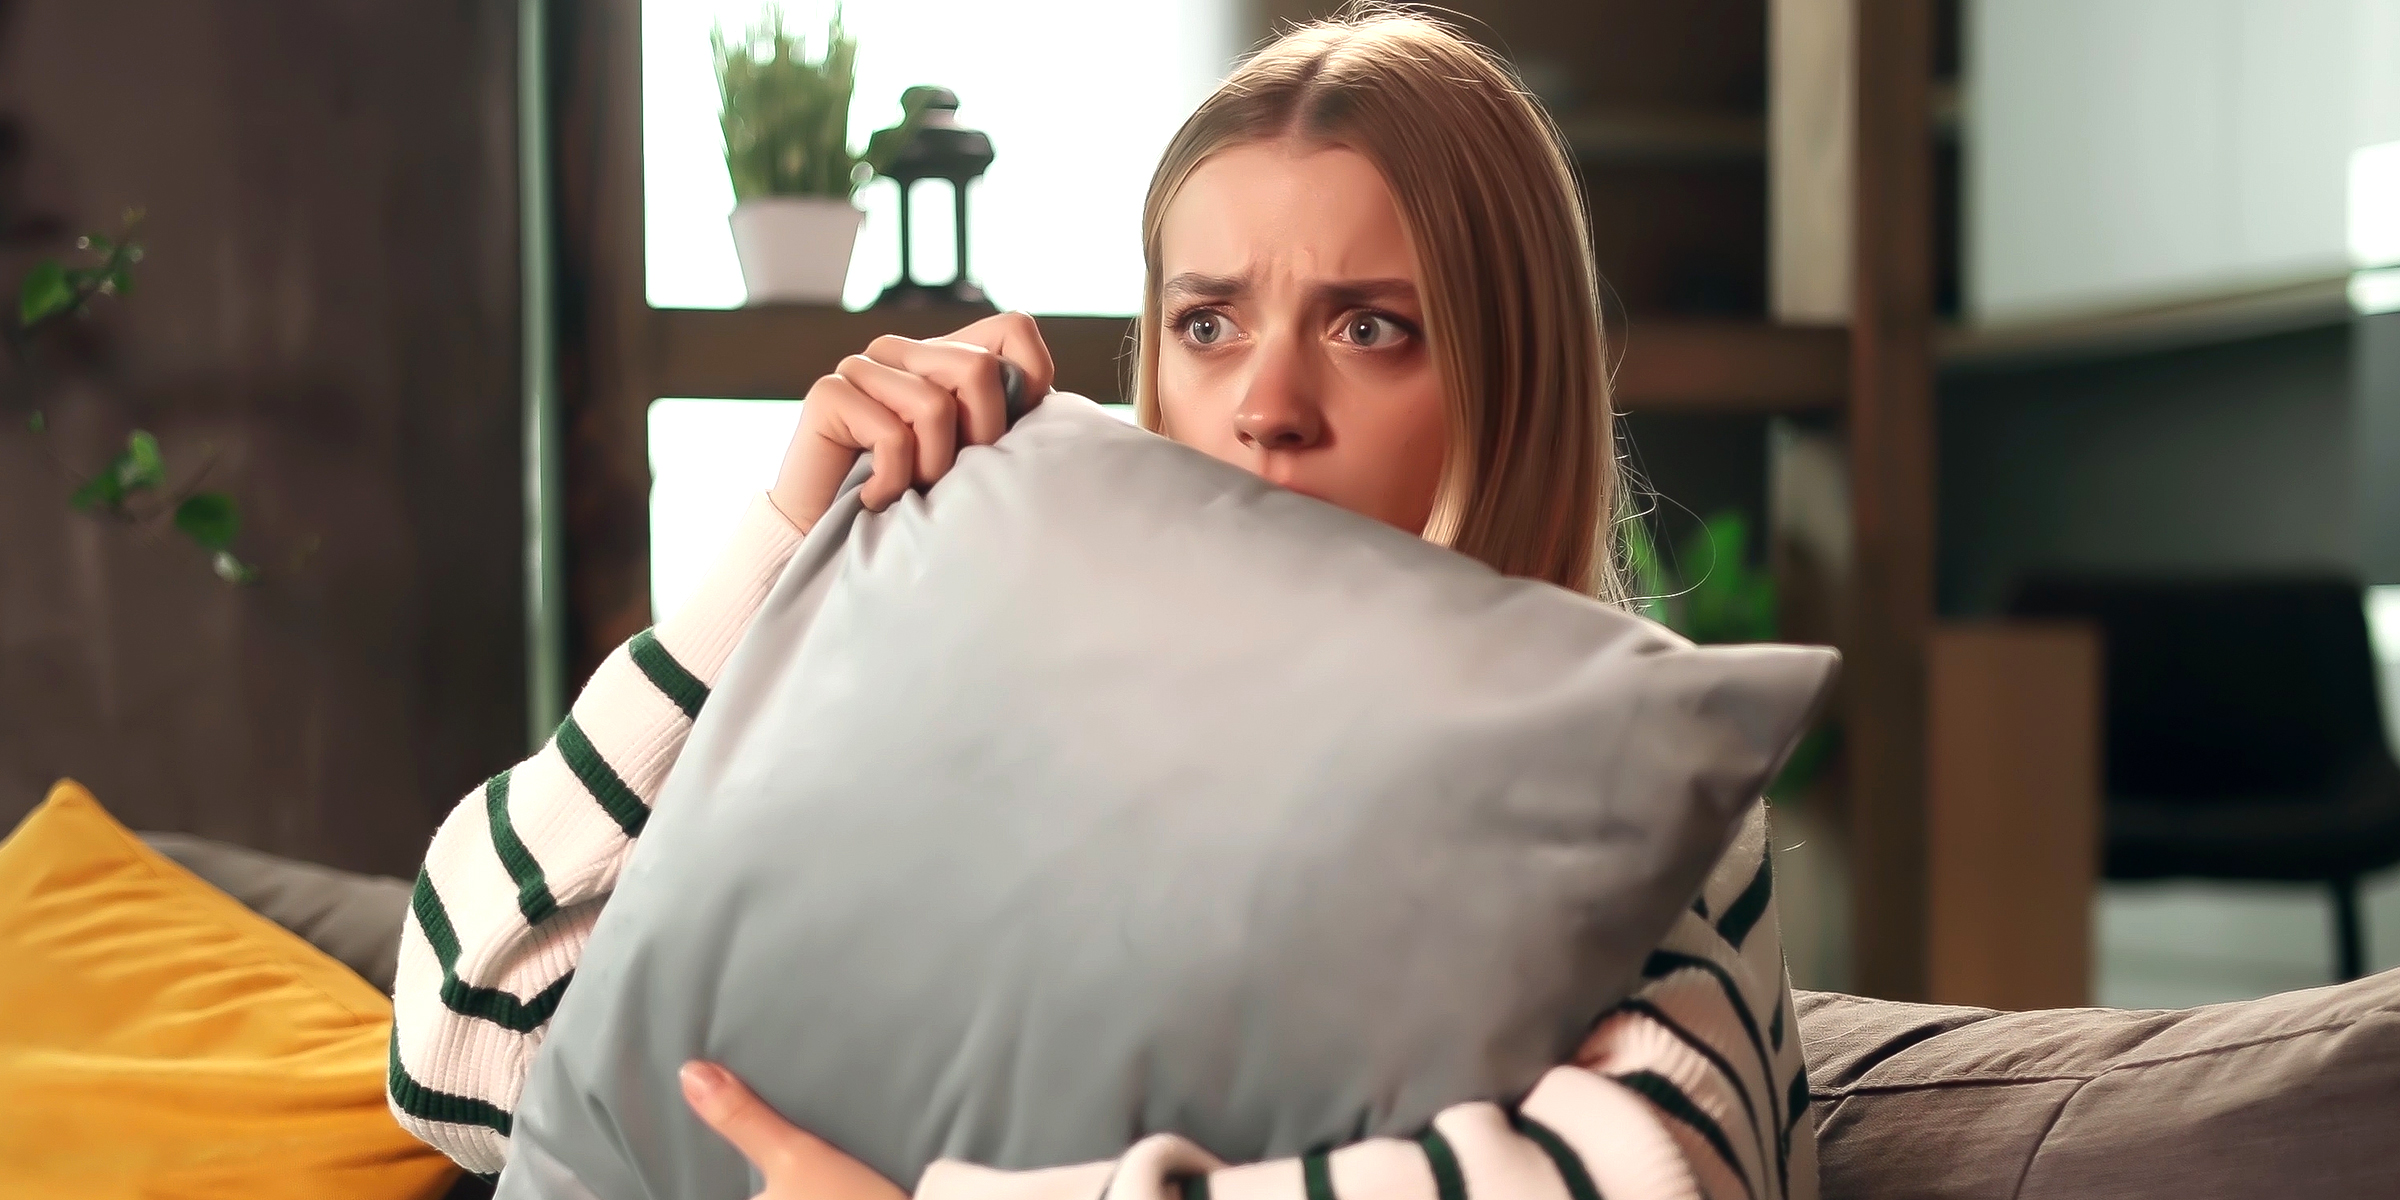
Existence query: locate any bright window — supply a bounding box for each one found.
[648,398,803,623]
[2371,585,2400,759]
[649,399,1138,621]
[643,0,1242,314]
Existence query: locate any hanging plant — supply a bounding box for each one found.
[7,210,260,584]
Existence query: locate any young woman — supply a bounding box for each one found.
[390,12,1812,1200]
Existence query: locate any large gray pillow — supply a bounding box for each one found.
[502,394,1837,1199]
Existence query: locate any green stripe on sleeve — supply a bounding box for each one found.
[1418,1127,1468,1200]
[441,969,574,1034]
[1782,1066,1811,1161]
[387,1028,514,1137]
[410,870,461,971]
[556,714,651,838]
[483,769,558,927]
[1617,998,1765,1168]
[1302,1151,1337,1200]
[411,838,575,1033]
[1617,1070,1755,1200]
[1510,1111,1607,1200]
[629,628,709,721]
[1715,856,1774,950]
[1641,950,1783,1144]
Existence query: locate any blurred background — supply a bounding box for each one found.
[3,0,2398,1011]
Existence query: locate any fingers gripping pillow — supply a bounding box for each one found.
[503,394,1838,1199]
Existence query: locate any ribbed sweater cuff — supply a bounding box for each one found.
[1522,1067,1701,1200]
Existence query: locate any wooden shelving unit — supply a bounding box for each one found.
[644,304,1846,417]
[1846,0,1941,1002]
[553,0,1939,998]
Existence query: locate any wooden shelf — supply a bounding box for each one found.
[650,307,1846,417]
[649,306,1135,403]
[1937,275,2352,373]
[1613,319,1847,414]
[1553,108,1764,165]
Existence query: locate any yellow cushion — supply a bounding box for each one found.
[0,780,458,1200]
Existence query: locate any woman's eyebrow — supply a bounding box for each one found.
[1312,278,1419,309]
[1160,274,1419,309]
[1161,272,1247,303]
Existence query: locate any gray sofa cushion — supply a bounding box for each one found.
[506,394,1839,1199]
[141,832,412,993]
[1798,970,2400,1199]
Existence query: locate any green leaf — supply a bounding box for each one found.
[119,430,165,491]
[71,431,168,512]
[715,6,863,201]
[69,458,127,511]
[211,551,259,585]
[19,260,74,327]
[174,492,240,550]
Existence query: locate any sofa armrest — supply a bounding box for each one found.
[1795,975,2400,1198]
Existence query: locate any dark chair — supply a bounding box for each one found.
[2008,574,2400,981]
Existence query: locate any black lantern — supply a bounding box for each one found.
[869,87,995,310]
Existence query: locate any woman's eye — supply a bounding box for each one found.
[1342,313,1408,348]
[1178,310,1238,347]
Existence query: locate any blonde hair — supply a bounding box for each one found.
[1133,6,1622,601]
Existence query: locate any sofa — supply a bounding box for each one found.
[1800,977,2399,1196]
[157,834,2400,1200]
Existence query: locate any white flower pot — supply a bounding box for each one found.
[728,197,865,305]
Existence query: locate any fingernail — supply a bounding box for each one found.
[680,1061,725,1103]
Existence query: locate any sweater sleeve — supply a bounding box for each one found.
[1571,801,1818,1200]
[916,803,1812,1200]
[916,1068,1700,1200]
[387,494,804,1176]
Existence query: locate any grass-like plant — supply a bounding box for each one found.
[713,7,864,202]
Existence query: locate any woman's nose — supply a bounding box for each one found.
[1232,356,1325,452]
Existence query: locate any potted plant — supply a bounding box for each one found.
[714,7,869,305]
[1625,509,1839,800]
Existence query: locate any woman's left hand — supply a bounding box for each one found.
[681,1061,908,1200]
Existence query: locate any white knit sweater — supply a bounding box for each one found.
[389,494,1819,1200]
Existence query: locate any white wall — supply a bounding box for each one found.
[1968,0,2400,325]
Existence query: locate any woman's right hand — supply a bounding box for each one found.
[682,1062,905,1200]
[767,310,1056,534]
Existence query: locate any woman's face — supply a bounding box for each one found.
[1154,139,1451,534]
